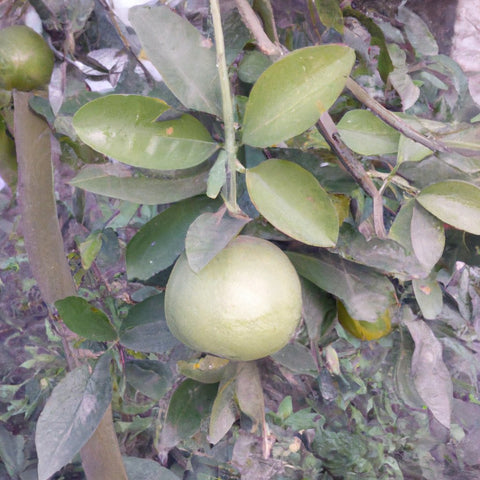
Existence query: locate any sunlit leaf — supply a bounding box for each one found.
[417,180,480,234]
[78,230,102,270]
[288,251,396,322]
[246,159,339,246]
[242,45,355,147]
[73,95,218,170]
[36,354,112,480]
[405,319,452,428]
[70,163,209,205]
[55,296,117,342]
[129,5,222,117]
[126,196,220,280]
[337,109,400,155]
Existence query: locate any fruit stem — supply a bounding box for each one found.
[210,0,241,215]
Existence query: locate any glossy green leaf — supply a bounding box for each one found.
[413,275,443,320]
[126,196,220,280]
[337,109,400,155]
[242,45,355,147]
[36,354,112,480]
[246,159,339,246]
[70,163,209,205]
[159,380,218,449]
[288,251,396,322]
[185,210,250,272]
[119,294,180,353]
[129,5,222,117]
[417,180,480,235]
[125,360,173,400]
[55,296,117,342]
[72,95,218,170]
[411,202,445,271]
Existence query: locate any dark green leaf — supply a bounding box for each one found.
[288,251,396,322]
[185,210,250,272]
[242,45,355,147]
[271,343,317,375]
[159,380,218,449]
[0,425,24,478]
[55,296,117,342]
[246,159,339,246]
[238,50,273,84]
[126,196,220,280]
[119,294,180,353]
[73,95,218,170]
[125,360,173,400]
[70,163,209,205]
[417,180,480,234]
[36,354,112,480]
[129,5,222,117]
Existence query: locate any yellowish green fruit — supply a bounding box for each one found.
[337,300,392,341]
[0,26,54,91]
[165,235,302,361]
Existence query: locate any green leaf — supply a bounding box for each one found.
[313,0,344,33]
[0,425,24,478]
[123,457,180,480]
[36,354,112,480]
[271,342,318,376]
[206,150,226,199]
[417,180,480,235]
[78,230,103,270]
[126,196,220,280]
[288,251,396,322]
[129,5,222,117]
[337,110,400,155]
[70,163,209,205]
[72,95,218,170]
[177,355,230,384]
[125,360,173,400]
[235,362,265,433]
[411,202,445,271]
[238,50,273,84]
[246,159,339,246]
[185,210,250,272]
[405,320,452,428]
[412,275,443,320]
[242,45,355,147]
[55,296,118,342]
[119,294,180,353]
[208,367,237,444]
[159,379,218,449]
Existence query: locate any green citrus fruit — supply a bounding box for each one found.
[165,235,302,361]
[337,301,392,341]
[0,26,54,91]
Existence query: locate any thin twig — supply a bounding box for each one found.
[316,112,387,239]
[234,0,283,57]
[345,77,450,153]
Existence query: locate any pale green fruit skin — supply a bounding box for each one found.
[0,26,54,91]
[165,235,302,361]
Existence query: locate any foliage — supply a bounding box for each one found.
[1,0,480,478]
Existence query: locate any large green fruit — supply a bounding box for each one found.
[165,235,302,361]
[0,26,54,91]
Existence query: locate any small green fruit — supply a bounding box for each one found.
[0,25,54,91]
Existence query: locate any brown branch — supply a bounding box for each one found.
[345,77,450,153]
[316,111,387,239]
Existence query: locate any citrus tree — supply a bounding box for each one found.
[1,0,480,478]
